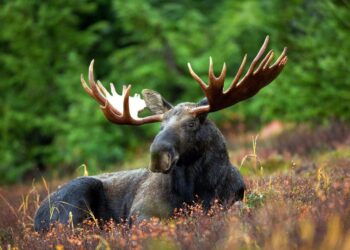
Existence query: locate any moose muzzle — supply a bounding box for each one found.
[149,130,179,173]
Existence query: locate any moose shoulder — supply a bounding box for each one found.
[34,36,287,231]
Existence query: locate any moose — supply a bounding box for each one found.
[34,36,287,231]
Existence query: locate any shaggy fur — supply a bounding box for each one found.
[34,101,245,231]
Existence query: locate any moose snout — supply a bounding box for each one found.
[149,151,172,173]
[149,131,179,173]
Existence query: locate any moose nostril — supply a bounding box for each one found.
[149,151,172,173]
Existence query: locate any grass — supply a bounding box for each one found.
[0,122,350,249]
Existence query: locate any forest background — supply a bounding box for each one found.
[0,0,349,183]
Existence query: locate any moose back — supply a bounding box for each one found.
[34,36,287,231]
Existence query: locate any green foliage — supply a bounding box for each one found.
[0,0,349,183]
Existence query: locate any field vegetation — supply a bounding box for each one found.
[1,122,349,249]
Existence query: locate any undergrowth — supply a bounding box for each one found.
[0,123,350,250]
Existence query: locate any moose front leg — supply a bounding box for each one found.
[127,175,174,223]
[128,198,173,224]
[200,191,215,212]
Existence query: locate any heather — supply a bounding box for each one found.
[1,122,349,249]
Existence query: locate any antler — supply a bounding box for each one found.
[81,60,163,125]
[188,36,288,115]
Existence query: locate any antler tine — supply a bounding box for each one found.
[246,35,270,75]
[81,74,94,98]
[97,80,109,96]
[110,83,117,96]
[255,50,274,73]
[264,51,275,69]
[80,63,107,107]
[208,57,227,91]
[96,81,125,117]
[218,62,227,81]
[122,84,132,120]
[237,36,269,87]
[88,60,107,105]
[281,55,288,65]
[208,57,214,83]
[226,54,247,92]
[275,55,288,75]
[187,62,208,92]
[272,47,288,67]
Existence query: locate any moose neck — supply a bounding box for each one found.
[170,119,231,206]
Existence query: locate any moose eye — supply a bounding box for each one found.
[187,121,195,128]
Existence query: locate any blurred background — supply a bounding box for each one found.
[0,0,349,184]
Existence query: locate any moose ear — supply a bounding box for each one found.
[142,89,173,114]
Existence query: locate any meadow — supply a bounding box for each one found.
[1,121,349,250]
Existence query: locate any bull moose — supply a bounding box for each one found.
[34,36,287,231]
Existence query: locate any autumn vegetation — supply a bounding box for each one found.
[1,122,350,249]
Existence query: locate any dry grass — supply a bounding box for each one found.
[1,123,350,250]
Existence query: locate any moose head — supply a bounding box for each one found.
[81,36,287,174]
